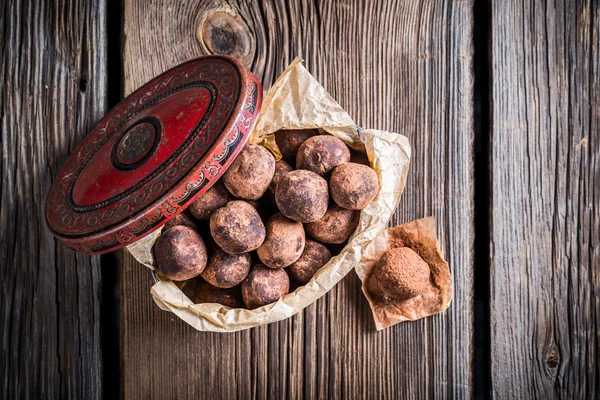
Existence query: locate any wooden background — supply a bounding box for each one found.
[0,0,598,399]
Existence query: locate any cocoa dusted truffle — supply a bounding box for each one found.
[162,212,197,231]
[188,180,231,220]
[367,247,430,301]
[257,213,305,269]
[296,135,351,176]
[223,144,275,200]
[288,239,332,283]
[241,265,290,309]
[210,201,266,254]
[275,170,329,223]
[275,129,318,165]
[200,248,251,288]
[153,226,207,281]
[267,160,294,197]
[193,281,244,308]
[305,203,359,244]
[330,162,379,210]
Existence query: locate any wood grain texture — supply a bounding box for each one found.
[490,0,600,398]
[0,0,107,398]
[120,0,474,398]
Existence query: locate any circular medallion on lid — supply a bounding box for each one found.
[45,56,262,254]
[112,117,160,170]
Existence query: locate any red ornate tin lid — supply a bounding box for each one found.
[45,56,262,254]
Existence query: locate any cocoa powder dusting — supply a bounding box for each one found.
[296,135,351,176]
[241,265,290,309]
[222,144,275,200]
[361,217,452,329]
[367,247,430,301]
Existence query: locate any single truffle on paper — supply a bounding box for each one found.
[305,203,360,244]
[257,213,305,269]
[330,162,379,210]
[275,170,329,223]
[188,180,231,220]
[223,144,275,200]
[356,217,452,330]
[242,265,290,309]
[287,239,332,283]
[153,226,207,281]
[193,281,244,308]
[162,212,197,231]
[367,247,430,301]
[210,201,266,254]
[275,129,318,165]
[296,135,351,176]
[200,248,252,288]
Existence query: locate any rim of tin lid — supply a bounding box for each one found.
[45,55,262,255]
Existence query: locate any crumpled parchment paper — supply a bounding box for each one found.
[356,217,452,330]
[126,58,412,332]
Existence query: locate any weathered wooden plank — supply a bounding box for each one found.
[120,0,475,398]
[490,0,600,398]
[0,0,107,398]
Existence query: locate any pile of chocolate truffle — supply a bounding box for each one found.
[153,130,379,309]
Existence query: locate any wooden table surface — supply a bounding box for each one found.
[1,0,598,399]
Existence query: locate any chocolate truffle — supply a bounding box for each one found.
[200,248,251,288]
[241,265,290,309]
[257,213,305,269]
[210,201,266,254]
[193,281,244,308]
[267,160,294,197]
[275,129,318,165]
[162,212,197,231]
[287,239,332,283]
[367,247,430,301]
[223,144,275,200]
[275,170,329,223]
[330,162,379,210]
[304,203,359,244]
[153,226,207,281]
[188,180,231,220]
[296,135,351,176]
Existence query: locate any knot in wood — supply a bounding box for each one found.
[197,10,255,68]
[544,346,560,370]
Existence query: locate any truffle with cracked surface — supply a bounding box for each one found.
[153,226,207,281]
[329,162,379,210]
[188,180,231,220]
[304,203,360,244]
[287,239,332,283]
[200,248,251,288]
[241,265,290,309]
[223,144,275,200]
[296,135,351,176]
[275,129,318,165]
[257,213,305,269]
[267,160,293,196]
[275,170,328,223]
[210,201,266,254]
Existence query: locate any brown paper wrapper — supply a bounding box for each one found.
[356,217,452,330]
[126,58,411,332]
